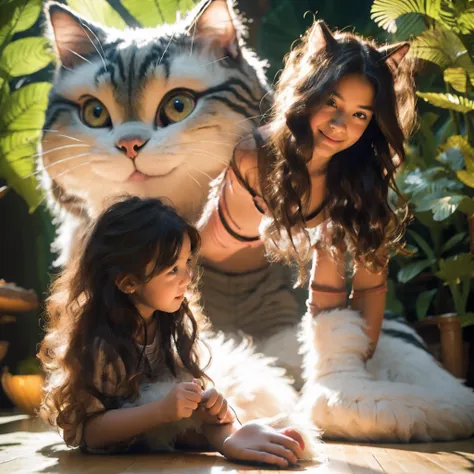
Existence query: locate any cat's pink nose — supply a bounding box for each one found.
[116,136,149,159]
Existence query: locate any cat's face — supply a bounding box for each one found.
[40,1,270,222]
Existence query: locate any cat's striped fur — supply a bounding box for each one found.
[40,0,271,264]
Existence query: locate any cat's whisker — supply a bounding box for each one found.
[204,56,229,67]
[65,48,93,65]
[42,130,87,143]
[5,143,89,165]
[235,113,266,125]
[35,161,90,209]
[159,31,176,66]
[185,172,202,189]
[171,139,235,148]
[30,152,93,178]
[183,160,213,180]
[42,133,84,143]
[80,22,108,71]
[49,160,91,182]
[34,144,90,160]
[184,149,229,167]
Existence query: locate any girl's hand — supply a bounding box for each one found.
[221,422,304,468]
[162,381,202,422]
[196,387,234,425]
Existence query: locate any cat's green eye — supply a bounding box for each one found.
[159,91,196,126]
[81,99,112,128]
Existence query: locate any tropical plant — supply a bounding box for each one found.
[0,0,53,211]
[372,0,474,325]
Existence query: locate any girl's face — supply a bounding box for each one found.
[309,73,375,166]
[131,234,193,319]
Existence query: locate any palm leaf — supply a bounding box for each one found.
[121,0,198,27]
[67,0,127,29]
[411,26,472,70]
[443,67,472,93]
[417,92,474,113]
[438,135,474,171]
[371,0,441,33]
[1,37,54,77]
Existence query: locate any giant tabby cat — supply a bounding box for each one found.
[39,0,474,442]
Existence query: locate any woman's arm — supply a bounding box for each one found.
[307,246,347,314]
[198,143,264,262]
[350,259,388,357]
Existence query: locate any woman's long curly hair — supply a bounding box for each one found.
[257,21,416,283]
[39,196,206,443]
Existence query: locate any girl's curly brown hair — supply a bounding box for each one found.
[38,196,208,445]
[254,21,416,283]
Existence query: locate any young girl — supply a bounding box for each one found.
[199,20,417,359]
[39,196,305,467]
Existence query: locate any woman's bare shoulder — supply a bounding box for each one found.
[233,126,271,191]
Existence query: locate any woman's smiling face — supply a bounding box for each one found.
[309,73,375,163]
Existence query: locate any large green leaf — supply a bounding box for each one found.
[121,0,197,27]
[397,259,434,283]
[417,92,474,113]
[444,67,472,93]
[391,12,427,40]
[455,9,474,34]
[67,0,127,29]
[0,82,52,131]
[411,27,472,70]
[371,0,441,33]
[0,82,51,211]
[1,37,54,77]
[0,0,42,35]
[415,289,437,320]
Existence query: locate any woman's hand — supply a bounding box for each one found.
[161,381,202,422]
[195,387,234,425]
[221,422,304,468]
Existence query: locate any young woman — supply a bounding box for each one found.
[39,196,305,467]
[199,20,416,358]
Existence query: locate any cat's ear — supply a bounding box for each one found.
[45,1,107,69]
[308,20,338,55]
[378,42,410,71]
[187,0,241,59]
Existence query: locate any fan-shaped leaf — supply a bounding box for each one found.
[1,37,54,77]
[411,27,472,70]
[121,0,197,27]
[392,12,428,40]
[371,0,441,33]
[417,92,474,113]
[444,67,471,93]
[458,9,474,34]
[67,0,127,29]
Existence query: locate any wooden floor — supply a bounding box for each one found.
[0,412,473,473]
